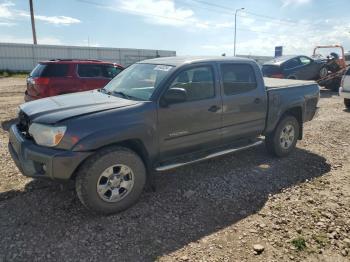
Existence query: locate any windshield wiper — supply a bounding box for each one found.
[113,91,129,98]
[98,88,111,94]
[112,91,139,100]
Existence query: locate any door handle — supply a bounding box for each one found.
[254,98,261,104]
[208,105,221,112]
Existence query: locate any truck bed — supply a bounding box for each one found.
[264,77,320,135]
[264,77,317,90]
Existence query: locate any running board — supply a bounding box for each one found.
[155,140,263,172]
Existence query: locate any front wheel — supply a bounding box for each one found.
[345,99,350,109]
[265,115,300,157]
[75,146,146,215]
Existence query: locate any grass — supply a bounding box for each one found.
[0,70,28,78]
[313,233,328,247]
[292,236,307,251]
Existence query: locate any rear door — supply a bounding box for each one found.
[76,64,116,91]
[219,63,267,143]
[43,64,73,96]
[157,64,222,160]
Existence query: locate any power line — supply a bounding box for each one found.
[188,0,232,12]
[175,0,234,15]
[75,0,296,36]
[189,0,302,25]
[243,11,299,25]
[178,0,299,27]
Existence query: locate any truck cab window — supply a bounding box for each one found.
[221,64,257,95]
[169,66,215,102]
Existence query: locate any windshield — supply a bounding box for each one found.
[103,63,174,100]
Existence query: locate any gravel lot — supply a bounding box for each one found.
[0,77,349,262]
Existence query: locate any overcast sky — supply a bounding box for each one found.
[0,0,349,56]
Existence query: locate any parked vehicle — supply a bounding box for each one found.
[25,59,124,101]
[8,57,320,214]
[339,67,350,108]
[262,55,326,80]
[345,52,350,65]
[314,45,348,91]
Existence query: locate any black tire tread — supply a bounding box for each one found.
[75,146,146,215]
[265,115,300,157]
[344,99,350,109]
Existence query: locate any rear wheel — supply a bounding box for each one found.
[265,115,300,157]
[345,99,350,109]
[75,146,146,215]
[319,66,328,78]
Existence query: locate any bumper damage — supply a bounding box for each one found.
[8,124,92,180]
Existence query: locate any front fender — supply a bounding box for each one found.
[71,123,158,160]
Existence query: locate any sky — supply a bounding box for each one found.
[0,0,350,56]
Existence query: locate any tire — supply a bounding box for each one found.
[287,75,297,80]
[345,99,350,109]
[319,66,328,78]
[265,115,300,157]
[75,146,146,215]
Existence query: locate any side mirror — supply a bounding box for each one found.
[162,88,187,105]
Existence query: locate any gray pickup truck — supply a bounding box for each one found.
[8,57,320,214]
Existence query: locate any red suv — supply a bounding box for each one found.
[25,59,124,101]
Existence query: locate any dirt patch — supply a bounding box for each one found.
[0,78,349,261]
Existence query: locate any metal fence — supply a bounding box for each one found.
[0,43,176,72]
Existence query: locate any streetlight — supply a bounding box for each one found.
[29,0,37,44]
[234,7,245,56]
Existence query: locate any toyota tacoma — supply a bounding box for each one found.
[8,57,320,214]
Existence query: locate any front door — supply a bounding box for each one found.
[157,64,222,160]
[298,56,320,80]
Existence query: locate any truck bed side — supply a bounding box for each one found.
[264,77,320,134]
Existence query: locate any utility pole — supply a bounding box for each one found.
[29,0,37,44]
[234,7,244,56]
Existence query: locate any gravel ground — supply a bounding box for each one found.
[0,77,349,262]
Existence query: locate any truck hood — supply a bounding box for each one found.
[20,90,141,124]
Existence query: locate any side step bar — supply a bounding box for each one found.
[155,140,263,172]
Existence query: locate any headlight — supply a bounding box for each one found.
[28,123,66,147]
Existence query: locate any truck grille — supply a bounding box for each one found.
[17,110,32,138]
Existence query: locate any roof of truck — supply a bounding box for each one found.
[139,56,254,66]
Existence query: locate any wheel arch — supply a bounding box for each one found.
[281,107,303,140]
[70,139,151,180]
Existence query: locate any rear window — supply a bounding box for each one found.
[221,64,257,95]
[77,64,120,78]
[30,63,69,77]
[30,64,46,77]
[262,65,281,75]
